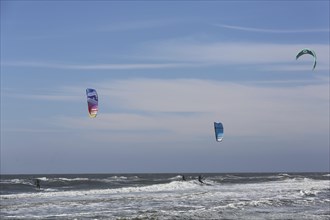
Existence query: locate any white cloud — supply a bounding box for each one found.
[141,41,330,70]
[98,19,179,32]
[2,61,194,70]
[5,86,84,102]
[3,42,329,71]
[3,77,328,145]
[46,78,329,142]
[214,24,330,33]
[11,94,81,101]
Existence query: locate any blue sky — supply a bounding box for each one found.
[1,1,329,174]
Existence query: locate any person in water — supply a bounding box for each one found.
[198,175,204,184]
[182,175,186,181]
[35,179,40,189]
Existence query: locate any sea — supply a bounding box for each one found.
[1,173,329,219]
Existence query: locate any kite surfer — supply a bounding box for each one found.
[35,179,40,189]
[198,175,204,184]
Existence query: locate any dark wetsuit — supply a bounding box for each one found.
[198,175,204,184]
[35,179,40,189]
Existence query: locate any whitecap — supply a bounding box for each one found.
[169,175,182,180]
[57,178,89,182]
[110,176,128,180]
[37,177,48,181]
[1,179,34,186]
[299,190,318,197]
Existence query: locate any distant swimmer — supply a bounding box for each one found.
[198,175,204,184]
[182,175,186,181]
[34,179,40,189]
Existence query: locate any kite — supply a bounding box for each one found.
[86,88,98,118]
[296,48,317,70]
[214,122,224,142]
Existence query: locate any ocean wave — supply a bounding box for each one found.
[214,199,276,210]
[0,180,201,200]
[56,178,89,182]
[169,175,183,180]
[299,190,319,197]
[2,176,329,220]
[209,174,294,183]
[224,175,244,179]
[0,179,34,186]
[109,176,128,180]
[118,180,202,194]
[2,175,328,203]
[43,176,140,184]
[42,188,59,192]
[92,176,140,183]
[37,177,49,181]
[7,176,137,184]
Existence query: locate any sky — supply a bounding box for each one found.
[1,1,329,174]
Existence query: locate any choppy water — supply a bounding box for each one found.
[1,173,329,219]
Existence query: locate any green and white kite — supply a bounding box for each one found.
[296,48,317,70]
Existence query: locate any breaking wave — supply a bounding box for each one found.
[1,173,329,220]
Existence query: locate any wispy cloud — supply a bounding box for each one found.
[2,41,329,71]
[98,19,178,32]
[140,40,330,70]
[2,61,195,70]
[215,24,330,33]
[46,78,328,141]
[3,78,329,143]
[2,128,69,133]
[4,87,84,101]
[10,94,82,101]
